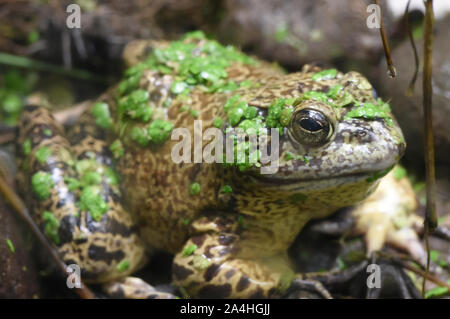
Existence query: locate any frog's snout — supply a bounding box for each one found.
[397,139,406,159]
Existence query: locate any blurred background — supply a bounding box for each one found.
[0,0,449,298]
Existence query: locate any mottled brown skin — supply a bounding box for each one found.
[17,37,406,298]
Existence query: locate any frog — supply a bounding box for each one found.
[15,31,424,298]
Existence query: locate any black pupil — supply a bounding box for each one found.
[299,118,323,132]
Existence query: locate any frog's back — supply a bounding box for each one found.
[111,33,284,252]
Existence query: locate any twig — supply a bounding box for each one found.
[404,0,420,95]
[378,252,450,292]
[0,52,108,84]
[0,174,96,299]
[375,0,396,78]
[421,0,437,298]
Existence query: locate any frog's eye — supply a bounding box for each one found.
[289,108,334,147]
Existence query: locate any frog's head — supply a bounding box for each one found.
[227,67,405,205]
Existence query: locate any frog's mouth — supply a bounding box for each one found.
[249,170,374,191]
[251,171,371,184]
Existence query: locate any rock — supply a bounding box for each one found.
[216,0,395,69]
[375,15,450,174]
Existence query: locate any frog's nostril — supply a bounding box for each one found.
[23,104,40,112]
[397,141,406,158]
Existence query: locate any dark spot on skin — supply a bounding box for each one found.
[150,90,162,102]
[172,263,194,281]
[225,269,236,280]
[204,263,221,282]
[75,237,88,244]
[198,284,231,299]
[236,276,251,292]
[239,198,249,208]
[355,129,367,138]
[63,258,77,266]
[215,217,235,232]
[24,105,39,112]
[298,82,305,93]
[191,234,206,247]
[105,217,134,237]
[218,246,232,256]
[318,85,329,93]
[110,192,121,203]
[84,212,133,237]
[249,287,265,299]
[56,199,67,208]
[58,215,77,245]
[308,158,323,167]
[188,164,202,182]
[147,294,159,299]
[85,213,100,233]
[81,268,102,281]
[344,81,354,88]
[333,131,345,144]
[87,244,125,263]
[218,234,235,245]
[203,245,215,258]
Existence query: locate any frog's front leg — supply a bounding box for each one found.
[352,168,426,265]
[173,215,330,298]
[16,105,170,298]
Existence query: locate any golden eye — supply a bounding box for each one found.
[289,108,334,147]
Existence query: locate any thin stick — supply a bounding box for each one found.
[0,52,108,84]
[404,0,420,95]
[0,175,96,299]
[378,252,450,292]
[402,260,450,292]
[422,1,438,231]
[421,0,437,298]
[375,0,396,78]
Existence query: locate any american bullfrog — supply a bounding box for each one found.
[15,31,423,298]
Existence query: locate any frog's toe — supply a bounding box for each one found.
[386,228,426,266]
[103,277,177,299]
[287,278,333,299]
[356,215,426,266]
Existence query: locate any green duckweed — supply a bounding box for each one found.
[42,211,60,245]
[31,171,54,200]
